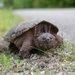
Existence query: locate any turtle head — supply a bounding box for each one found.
[37,33,55,50]
[38,33,55,44]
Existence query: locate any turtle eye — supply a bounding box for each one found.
[50,36,55,40]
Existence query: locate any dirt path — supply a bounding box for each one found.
[13,8,75,42]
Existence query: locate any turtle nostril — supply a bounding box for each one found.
[46,37,50,41]
[47,38,50,41]
[43,37,46,40]
[50,37,52,39]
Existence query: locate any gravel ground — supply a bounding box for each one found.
[13,8,75,42]
[0,38,75,75]
[0,8,75,75]
[1,45,75,75]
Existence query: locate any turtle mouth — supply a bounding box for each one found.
[42,40,54,44]
[36,33,55,49]
[40,41,54,46]
[39,41,55,50]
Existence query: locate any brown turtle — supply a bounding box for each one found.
[4,20,63,59]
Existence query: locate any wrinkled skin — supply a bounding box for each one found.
[9,24,63,59]
[14,29,33,59]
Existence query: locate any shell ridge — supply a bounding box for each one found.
[4,20,59,42]
[15,23,22,33]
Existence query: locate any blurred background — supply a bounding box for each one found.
[0,0,75,9]
[0,0,75,41]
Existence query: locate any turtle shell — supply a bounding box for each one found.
[4,20,59,42]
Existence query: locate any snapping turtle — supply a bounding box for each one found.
[4,20,63,59]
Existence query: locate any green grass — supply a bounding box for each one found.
[0,54,14,73]
[0,9,24,36]
[0,54,25,73]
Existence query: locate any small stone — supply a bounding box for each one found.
[73,72,75,74]
[6,72,13,75]
[37,55,41,59]
[72,61,75,64]
[34,64,38,69]
[31,72,34,75]
[30,54,38,60]
[31,65,38,72]
[0,38,9,53]
[68,52,72,54]
[61,63,65,67]
[64,53,71,57]
[31,66,35,71]
[25,66,30,70]
[52,52,58,57]
[48,70,55,74]
[40,71,45,75]
[57,71,63,75]
[31,56,37,60]
[6,73,23,75]
[30,54,34,58]
[23,71,29,75]
[38,62,46,68]
[71,68,75,72]
[48,64,53,69]
[55,63,60,66]
[67,66,71,71]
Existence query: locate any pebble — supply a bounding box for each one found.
[73,72,75,74]
[30,54,34,58]
[34,64,38,69]
[48,70,55,74]
[61,63,65,67]
[48,64,53,69]
[31,72,34,75]
[40,71,45,75]
[30,54,40,60]
[31,66,35,71]
[6,73,23,75]
[68,52,72,54]
[55,63,60,66]
[71,68,75,72]
[23,71,29,75]
[38,62,46,68]
[57,71,63,75]
[25,66,30,70]
[0,38,9,52]
[71,61,75,64]
[67,66,71,71]
[31,56,37,60]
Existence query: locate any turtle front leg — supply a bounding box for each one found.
[18,40,32,59]
[55,34,63,47]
